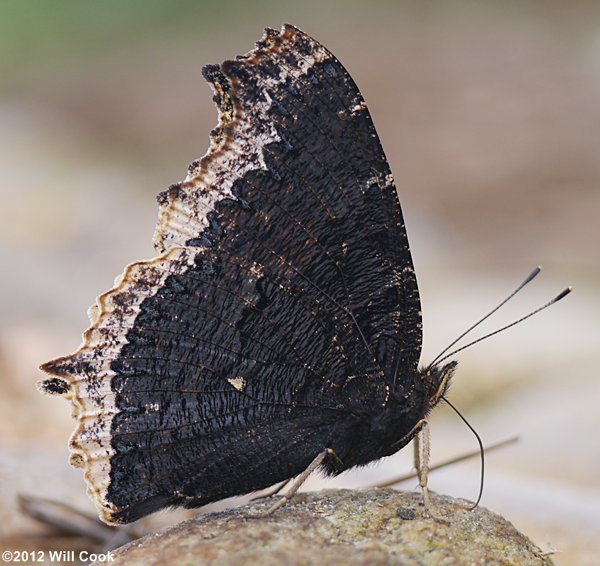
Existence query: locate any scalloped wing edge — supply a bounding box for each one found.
[38,246,198,524]
[152,24,330,254]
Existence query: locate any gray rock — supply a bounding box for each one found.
[101,489,554,566]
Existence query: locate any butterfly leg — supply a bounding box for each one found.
[254,448,334,517]
[413,420,431,510]
[249,478,292,502]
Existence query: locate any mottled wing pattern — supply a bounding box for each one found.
[155,24,422,375]
[39,24,422,524]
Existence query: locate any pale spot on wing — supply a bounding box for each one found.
[227,377,247,391]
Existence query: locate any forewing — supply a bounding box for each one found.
[156,24,422,376]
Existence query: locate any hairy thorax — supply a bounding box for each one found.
[324,361,457,473]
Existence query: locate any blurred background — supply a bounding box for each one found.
[1,1,598,564]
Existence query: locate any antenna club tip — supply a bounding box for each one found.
[524,266,542,285]
[555,287,573,302]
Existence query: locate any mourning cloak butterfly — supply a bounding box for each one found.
[39,24,457,524]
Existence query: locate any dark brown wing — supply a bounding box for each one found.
[38,24,422,524]
[155,24,421,376]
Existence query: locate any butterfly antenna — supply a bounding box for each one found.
[442,395,485,510]
[433,286,572,367]
[427,266,542,370]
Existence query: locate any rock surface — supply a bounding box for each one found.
[101,489,554,566]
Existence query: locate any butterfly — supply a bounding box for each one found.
[39,24,458,524]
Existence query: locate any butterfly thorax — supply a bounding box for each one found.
[324,361,457,473]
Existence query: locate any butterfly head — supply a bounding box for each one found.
[420,360,457,410]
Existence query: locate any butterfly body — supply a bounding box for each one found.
[38,24,452,525]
